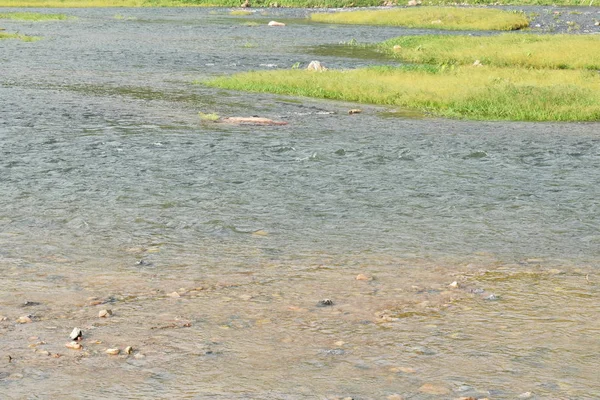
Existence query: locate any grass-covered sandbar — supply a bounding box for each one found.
[1,0,598,6]
[0,11,70,19]
[381,34,600,70]
[0,0,384,7]
[205,66,600,121]
[310,7,529,30]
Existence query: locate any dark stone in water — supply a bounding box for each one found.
[317,299,333,307]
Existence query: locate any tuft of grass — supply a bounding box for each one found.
[310,7,528,31]
[204,66,600,121]
[199,112,220,121]
[0,11,71,20]
[380,34,600,70]
[0,31,39,40]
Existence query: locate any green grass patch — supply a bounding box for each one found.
[310,7,528,31]
[199,112,220,121]
[0,11,71,20]
[0,31,39,40]
[381,34,600,70]
[204,66,600,121]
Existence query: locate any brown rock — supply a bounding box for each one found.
[17,316,33,324]
[105,348,120,355]
[65,342,82,350]
[98,309,113,318]
[348,109,362,115]
[356,273,370,280]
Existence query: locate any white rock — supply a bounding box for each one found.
[17,316,32,324]
[448,281,459,288]
[306,60,327,72]
[268,21,285,27]
[125,346,133,354]
[106,348,120,355]
[69,327,83,340]
[98,309,113,318]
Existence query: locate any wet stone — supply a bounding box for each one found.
[317,299,334,307]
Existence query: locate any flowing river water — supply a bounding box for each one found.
[1,7,599,399]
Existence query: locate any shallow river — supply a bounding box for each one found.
[1,7,599,399]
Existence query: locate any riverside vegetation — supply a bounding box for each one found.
[310,7,529,31]
[0,11,70,20]
[203,8,600,122]
[0,0,597,6]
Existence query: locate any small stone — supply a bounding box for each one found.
[125,346,133,354]
[518,392,533,399]
[595,21,600,26]
[334,340,345,346]
[98,309,113,318]
[241,0,250,6]
[407,0,421,5]
[267,20,285,27]
[418,383,450,395]
[484,294,499,301]
[167,292,181,298]
[473,60,483,67]
[69,327,83,340]
[355,273,370,280]
[348,109,362,115]
[0,315,7,321]
[134,353,145,359]
[449,281,459,288]
[37,350,50,356]
[65,342,82,350]
[105,348,120,355]
[16,316,33,324]
[317,299,334,307]
[52,353,62,358]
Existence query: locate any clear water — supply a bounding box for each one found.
[1,8,599,399]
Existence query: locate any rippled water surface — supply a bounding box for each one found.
[1,8,599,399]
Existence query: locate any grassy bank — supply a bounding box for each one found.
[310,7,528,31]
[205,66,600,121]
[0,31,39,39]
[0,11,70,19]
[380,34,600,70]
[0,0,385,7]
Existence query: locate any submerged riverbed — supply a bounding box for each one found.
[1,7,599,399]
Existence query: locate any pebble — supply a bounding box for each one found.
[69,327,83,340]
[348,109,362,115]
[355,273,370,280]
[267,20,285,26]
[125,346,133,354]
[17,315,33,324]
[105,348,120,355]
[518,392,533,399]
[448,281,459,288]
[65,342,82,350]
[484,294,499,301]
[98,309,113,318]
[0,315,7,321]
[167,291,181,298]
[37,350,50,356]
